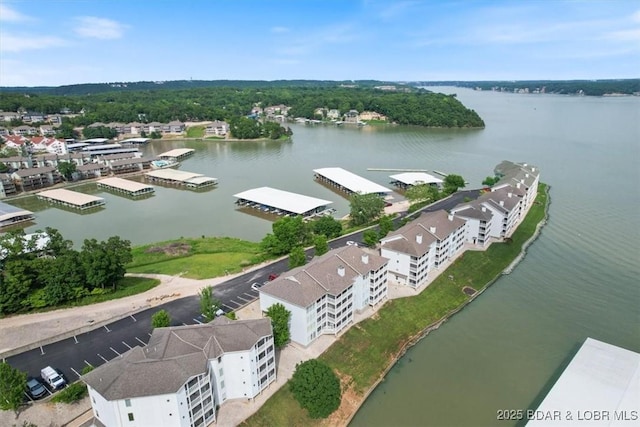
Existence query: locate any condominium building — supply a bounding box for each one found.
[259,246,388,347]
[83,317,276,427]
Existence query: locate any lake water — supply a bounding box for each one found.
[11,87,640,426]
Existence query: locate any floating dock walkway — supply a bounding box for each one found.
[97,177,155,197]
[145,169,217,189]
[313,167,391,197]
[233,187,333,218]
[37,188,105,210]
[158,148,195,161]
[389,172,443,189]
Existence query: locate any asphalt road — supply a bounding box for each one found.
[6,189,479,388]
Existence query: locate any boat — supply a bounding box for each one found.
[150,159,180,169]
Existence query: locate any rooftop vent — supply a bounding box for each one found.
[416,234,423,244]
[447,213,453,221]
[429,226,436,234]
[361,253,369,264]
[337,265,345,277]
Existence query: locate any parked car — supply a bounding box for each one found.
[346,241,358,247]
[251,282,263,291]
[26,377,47,399]
[215,308,225,317]
[40,366,66,390]
[268,273,279,281]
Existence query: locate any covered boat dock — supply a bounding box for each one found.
[158,148,195,161]
[313,167,391,196]
[389,172,443,189]
[37,188,105,210]
[145,169,217,189]
[233,187,333,217]
[527,338,639,426]
[97,177,155,197]
[0,201,35,227]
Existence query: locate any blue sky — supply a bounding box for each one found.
[1,0,638,86]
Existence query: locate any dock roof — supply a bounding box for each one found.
[146,169,204,181]
[389,172,443,186]
[314,167,391,194]
[158,148,195,158]
[233,187,332,215]
[37,188,105,207]
[0,201,34,223]
[527,338,639,426]
[98,177,154,193]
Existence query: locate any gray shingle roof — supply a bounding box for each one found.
[83,318,272,401]
[260,246,388,307]
[453,206,493,221]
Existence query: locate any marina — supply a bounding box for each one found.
[97,177,155,198]
[233,186,333,217]
[150,159,180,169]
[389,172,443,189]
[313,167,391,197]
[145,169,217,189]
[158,148,195,161]
[0,201,35,227]
[37,188,105,210]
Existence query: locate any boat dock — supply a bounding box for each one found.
[233,187,332,218]
[97,177,155,197]
[368,168,429,172]
[313,167,391,197]
[0,201,34,228]
[37,188,105,210]
[145,169,217,189]
[158,148,195,161]
[389,172,443,189]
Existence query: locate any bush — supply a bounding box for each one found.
[151,309,171,328]
[289,359,341,418]
[51,382,87,403]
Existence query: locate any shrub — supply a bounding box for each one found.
[51,382,87,403]
[289,359,341,418]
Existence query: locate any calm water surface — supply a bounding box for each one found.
[12,88,640,426]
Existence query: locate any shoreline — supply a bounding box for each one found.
[345,184,551,424]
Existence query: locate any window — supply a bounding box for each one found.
[128,413,134,421]
[125,399,131,407]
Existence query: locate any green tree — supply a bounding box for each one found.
[199,286,222,321]
[363,229,379,247]
[57,161,77,181]
[265,303,291,349]
[288,246,307,269]
[0,362,27,411]
[261,216,310,256]
[55,122,77,139]
[349,193,385,226]
[0,259,35,314]
[482,176,499,186]
[313,234,329,256]
[312,216,342,238]
[443,174,466,195]
[40,252,84,306]
[151,309,171,328]
[80,236,132,290]
[289,359,341,419]
[405,184,439,204]
[378,215,394,238]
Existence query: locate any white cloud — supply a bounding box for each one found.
[377,1,420,20]
[74,16,127,40]
[270,26,290,34]
[0,33,67,52]
[0,4,32,22]
[632,10,640,23]
[604,28,640,42]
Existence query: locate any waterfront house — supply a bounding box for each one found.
[327,109,341,120]
[450,204,494,247]
[39,125,56,136]
[493,161,540,211]
[22,112,45,123]
[344,110,359,123]
[76,163,109,180]
[12,125,38,136]
[83,317,276,427]
[259,246,389,347]
[0,174,17,198]
[0,112,20,122]
[11,166,61,192]
[1,156,33,170]
[163,121,185,134]
[380,210,466,288]
[359,111,387,121]
[205,121,230,136]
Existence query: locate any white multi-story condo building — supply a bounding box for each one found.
[492,160,540,211]
[380,210,466,288]
[259,246,388,347]
[82,317,276,427]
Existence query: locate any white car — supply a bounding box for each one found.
[346,241,358,247]
[251,282,263,291]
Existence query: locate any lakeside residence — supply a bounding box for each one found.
[83,317,276,427]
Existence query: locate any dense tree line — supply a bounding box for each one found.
[0,228,132,315]
[414,79,640,96]
[0,85,484,128]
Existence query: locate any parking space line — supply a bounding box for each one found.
[40,345,45,355]
[147,332,152,337]
[135,337,146,346]
[103,325,111,333]
[243,292,256,299]
[122,341,132,350]
[193,318,203,324]
[97,354,108,363]
[70,367,81,378]
[84,360,93,368]
[237,295,249,302]
[130,315,136,322]
[110,347,120,356]
[73,336,79,344]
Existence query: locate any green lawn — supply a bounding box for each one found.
[186,126,205,138]
[243,183,549,426]
[127,236,269,279]
[67,276,161,307]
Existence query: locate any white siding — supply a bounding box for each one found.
[381,247,411,285]
[260,292,309,346]
[220,351,255,399]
